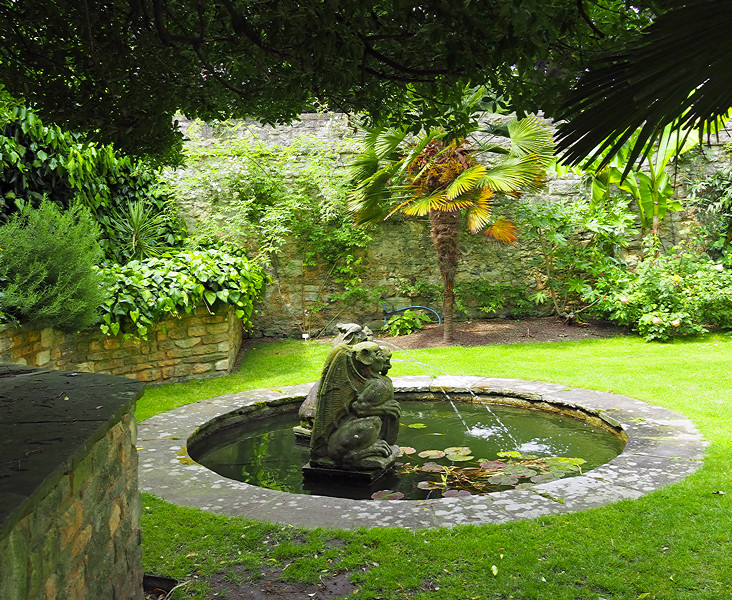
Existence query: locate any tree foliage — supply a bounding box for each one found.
[0,0,661,162]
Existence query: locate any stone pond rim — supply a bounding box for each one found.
[137,376,708,530]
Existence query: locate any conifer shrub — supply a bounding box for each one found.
[0,201,107,331]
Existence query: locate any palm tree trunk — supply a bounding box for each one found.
[429,209,461,344]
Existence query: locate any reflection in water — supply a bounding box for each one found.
[190,400,625,501]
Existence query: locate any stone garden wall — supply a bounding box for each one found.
[0,304,243,383]
[175,114,732,338]
[0,367,145,600]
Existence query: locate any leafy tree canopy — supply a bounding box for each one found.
[0,0,662,163]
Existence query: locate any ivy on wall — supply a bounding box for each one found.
[163,125,376,333]
[98,249,266,339]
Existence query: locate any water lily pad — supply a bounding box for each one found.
[530,472,563,484]
[408,423,428,429]
[420,462,446,473]
[497,450,524,459]
[371,490,404,500]
[488,473,520,486]
[417,480,442,490]
[443,489,472,497]
[418,449,446,459]
[399,446,416,455]
[545,457,586,472]
[480,460,506,471]
[515,483,535,491]
[444,446,472,456]
[446,454,474,462]
[502,465,537,478]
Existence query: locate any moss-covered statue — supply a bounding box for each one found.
[294,323,373,440]
[307,340,401,473]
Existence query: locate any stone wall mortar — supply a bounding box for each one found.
[0,305,243,383]
[0,407,142,600]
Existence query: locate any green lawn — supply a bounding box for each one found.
[139,333,732,599]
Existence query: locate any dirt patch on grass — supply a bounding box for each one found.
[206,566,357,599]
[374,316,627,350]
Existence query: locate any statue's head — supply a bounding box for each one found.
[351,341,391,376]
[336,323,374,346]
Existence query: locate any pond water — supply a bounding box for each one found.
[189,400,625,500]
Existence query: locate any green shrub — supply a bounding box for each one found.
[455,281,535,319]
[98,248,266,339]
[587,241,732,341]
[516,196,633,318]
[381,309,432,337]
[0,105,185,263]
[0,201,107,331]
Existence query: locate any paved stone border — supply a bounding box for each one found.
[137,377,708,530]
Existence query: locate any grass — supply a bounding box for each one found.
[139,333,732,599]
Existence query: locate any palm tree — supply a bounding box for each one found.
[557,0,732,170]
[347,95,554,343]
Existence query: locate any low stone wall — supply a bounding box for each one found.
[0,305,243,383]
[0,366,145,600]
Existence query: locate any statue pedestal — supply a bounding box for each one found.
[301,462,393,485]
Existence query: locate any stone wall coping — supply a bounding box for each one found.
[0,365,145,539]
[138,376,707,530]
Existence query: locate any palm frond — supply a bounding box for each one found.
[465,201,493,233]
[507,116,556,164]
[484,218,518,245]
[374,126,409,159]
[343,148,381,183]
[438,197,478,212]
[445,165,487,200]
[557,1,732,169]
[479,154,547,194]
[400,192,446,217]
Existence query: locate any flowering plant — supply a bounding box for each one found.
[586,240,732,341]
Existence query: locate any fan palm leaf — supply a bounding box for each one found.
[465,189,495,233]
[557,0,732,170]
[398,192,446,217]
[507,116,555,164]
[478,154,546,194]
[445,164,487,200]
[484,218,518,245]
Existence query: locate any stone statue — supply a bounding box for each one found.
[294,323,373,439]
[306,340,400,474]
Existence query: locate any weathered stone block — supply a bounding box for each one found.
[192,362,213,374]
[103,337,120,350]
[215,359,230,371]
[36,349,51,365]
[175,337,201,349]
[40,328,54,348]
[206,322,230,334]
[188,324,207,337]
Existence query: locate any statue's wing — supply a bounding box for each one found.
[310,345,356,453]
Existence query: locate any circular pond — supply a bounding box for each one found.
[137,376,707,530]
[188,398,625,500]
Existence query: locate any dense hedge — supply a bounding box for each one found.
[0,201,107,331]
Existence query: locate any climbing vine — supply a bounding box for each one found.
[163,127,376,332]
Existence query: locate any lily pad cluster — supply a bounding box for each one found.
[370,447,586,500]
